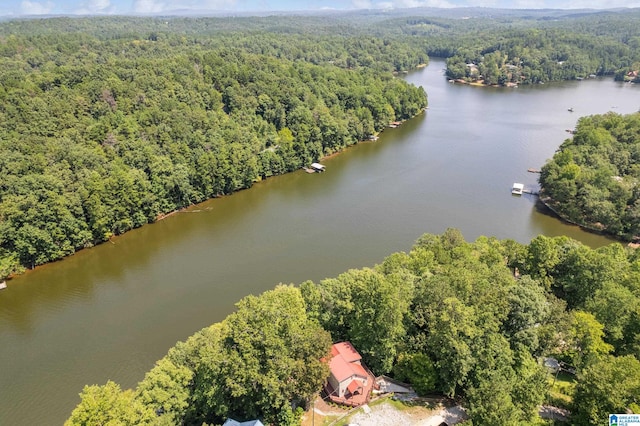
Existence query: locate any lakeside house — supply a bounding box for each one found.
[324,341,375,407]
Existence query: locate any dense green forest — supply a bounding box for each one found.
[0,8,637,426]
[65,230,640,425]
[539,112,640,240]
[3,8,640,276]
[0,17,429,278]
[420,11,640,85]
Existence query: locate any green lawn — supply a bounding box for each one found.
[547,372,576,410]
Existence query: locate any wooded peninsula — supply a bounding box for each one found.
[540,112,640,241]
[65,230,640,425]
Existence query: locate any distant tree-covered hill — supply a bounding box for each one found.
[391,9,640,85]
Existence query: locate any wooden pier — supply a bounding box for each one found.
[527,168,541,173]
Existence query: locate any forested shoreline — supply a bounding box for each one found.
[434,11,640,86]
[65,230,640,425]
[0,17,428,278]
[3,8,640,277]
[540,112,640,241]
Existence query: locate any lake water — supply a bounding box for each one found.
[1,59,639,425]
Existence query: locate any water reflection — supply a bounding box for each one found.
[1,59,639,426]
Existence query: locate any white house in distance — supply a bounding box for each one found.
[325,341,374,407]
[222,419,264,426]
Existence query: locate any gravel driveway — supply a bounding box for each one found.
[344,401,466,426]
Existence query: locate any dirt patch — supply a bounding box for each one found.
[302,397,466,426]
[346,402,416,426]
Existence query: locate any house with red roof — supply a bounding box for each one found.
[324,341,374,407]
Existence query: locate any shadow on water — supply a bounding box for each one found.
[532,199,620,245]
[0,186,267,335]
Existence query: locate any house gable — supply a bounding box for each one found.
[326,341,374,407]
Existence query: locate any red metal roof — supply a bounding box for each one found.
[329,342,368,383]
[332,341,362,363]
[347,380,361,395]
[350,362,368,378]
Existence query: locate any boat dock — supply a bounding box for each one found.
[512,183,524,195]
[512,183,539,196]
[302,163,326,173]
[310,163,326,172]
[527,168,541,173]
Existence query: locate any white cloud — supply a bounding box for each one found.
[353,0,640,9]
[358,0,459,9]
[503,0,640,7]
[505,0,545,7]
[201,0,237,8]
[395,0,457,6]
[560,0,640,7]
[132,0,237,13]
[133,0,165,13]
[352,0,373,8]
[20,0,54,14]
[75,0,112,14]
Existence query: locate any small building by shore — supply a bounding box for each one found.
[512,183,524,195]
[310,163,326,172]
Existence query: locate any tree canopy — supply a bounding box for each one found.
[4,8,640,275]
[0,16,428,277]
[67,230,640,424]
[67,285,330,426]
[540,112,640,240]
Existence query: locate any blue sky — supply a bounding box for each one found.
[2,0,639,16]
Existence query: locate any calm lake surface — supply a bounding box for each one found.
[1,59,639,425]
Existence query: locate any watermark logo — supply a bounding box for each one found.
[610,414,640,426]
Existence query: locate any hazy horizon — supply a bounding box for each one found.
[3,0,640,17]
